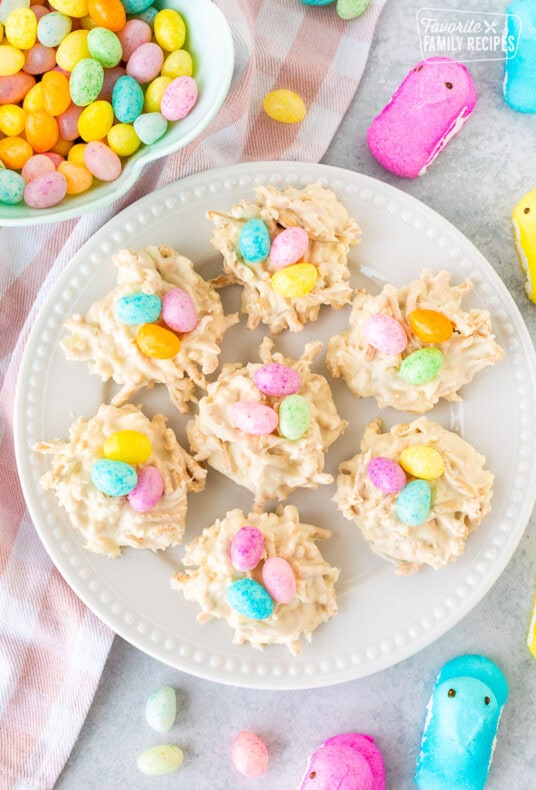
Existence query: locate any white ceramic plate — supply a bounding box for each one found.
[14,162,536,690]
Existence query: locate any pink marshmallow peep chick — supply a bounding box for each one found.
[298,733,385,790]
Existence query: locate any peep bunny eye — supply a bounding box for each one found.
[309,771,317,779]
[445,82,453,89]
[524,207,531,214]
[448,688,456,697]
[414,65,424,72]
[484,696,491,705]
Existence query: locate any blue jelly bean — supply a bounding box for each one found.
[299,0,335,4]
[114,292,162,324]
[91,459,137,497]
[112,75,145,124]
[128,6,158,28]
[227,578,274,620]
[396,480,431,526]
[0,169,25,204]
[133,112,168,144]
[37,11,72,48]
[122,0,154,13]
[238,219,271,265]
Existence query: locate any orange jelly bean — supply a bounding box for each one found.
[57,160,92,194]
[0,135,33,169]
[25,110,59,152]
[87,0,126,33]
[41,71,70,116]
[136,324,181,359]
[408,309,454,344]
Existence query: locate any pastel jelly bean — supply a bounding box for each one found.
[396,479,431,526]
[399,347,443,385]
[87,26,122,67]
[44,150,63,166]
[67,141,86,164]
[112,74,144,123]
[116,18,151,61]
[133,111,167,144]
[161,288,198,333]
[25,110,58,151]
[239,218,271,265]
[22,80,42,110]
[126,41,163,84]
[337,0,370,18]
[97,64,125,101]
[69,57,103,105]
[270,227,309,270]
[91,458,137,497]
[270,262,318,298]
[41,69,70,115]
[48,0,89,18]
[0,44,25,75]
[227,578,274,620]
[107,122,140,155]
[264,89,307,123]
[57,102,82,138]
[299,0,335,4]
[23,42,56,73]
[21,152,54,181]
[144,74,171,112]
[363,314,408,355]
[232,732,269,779]
[137,745,183,776]
[0,135,32,168]
[0,103,25,135]
[145,686,176,733]
[408,309,454,344]
[51,135,71,156]
[5,8,37,49]
[160,75,197,121]
[136,323,181,359]
[123,0,154,14]
[0,1,31,26]
[262,557,296,604]
[30,6,49,22]
[103,429,152,464]
[254,363,301,397]
[127,7,157,29]
[0,72,35,103]
[231,401,279,436]
[128,465,164,512]
[0,167,25,202]
[114,292,162,324]
[278,394,310,440]
[368,457,406,494]
[87,0,126,32]
[37,11,72,47]
[161,48,192,79]
[83,140,121,180]
[57,160,92,193]
[230,526,265,571]
[154,9,185,52]
[78,99,113,141]
[399,445,444,480]
[56,29,89,71]
[24,169,66,206]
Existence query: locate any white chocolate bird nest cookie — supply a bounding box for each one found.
[62,245,238,413]
[207,183,361,333]
[172,505,339,655]
[35,403,206,558]
[334,417,494,575]
[327,270,504,413]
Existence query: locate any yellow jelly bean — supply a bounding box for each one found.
[0,135,32,168]
[78,100,113,142]
[107,123,140,156]
[270,262,318,298]
[56,29,89,71]
[25,110,58,152]
[144,75,171,113]
[0,104,25,136]
[5,8,36,50]
[161,49,192,79]
[23,81,43,112]
[136,324,181,359]
[0,43,25,76]
[41,70,70,116]
[57,160,92,193]
[399,445,445,480]
[68,141,87,165]
[408,309,454,344]
[48,0,89,19]
[103,430,152,464]
[0,22,4,44]
[263,89,307,124]
[154,9,186,52]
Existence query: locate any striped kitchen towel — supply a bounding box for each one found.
[0,1,386,787]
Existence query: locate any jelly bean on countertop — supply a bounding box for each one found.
[145,686,177,733]
[137,745,184,776]
[232,732,269,778]
[264,89,307,123]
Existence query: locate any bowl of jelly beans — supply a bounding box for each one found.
[0,0,234,224]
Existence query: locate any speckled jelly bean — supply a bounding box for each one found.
[103,429,152,464]
[122,0,153,14]
[87,26,122,67]
[160,74,197,121]
[0,168,25,203]
[0,136,32,168]
[145,686,177,733]
[144,74,171,112]
[37,11,72,46]
[408,309,454,344]
[336,0,370,18]
[254,363,301,397]
[21,153,54,182]
[56,29,90,71]
[367,457,406,494]
[271,262,318,299]
[161,48,192,79]
[57,102,83,139]
[112,74,144,123]
[0,44,25,75]
[48,0,89,18]
[232,732,269,778]
[399,347,443,385]
[262,557,296,604]
[5,8,37,49]
[137,745,184,776]
[161,288,198,333]
[263,89,307,123]
[299,0,335,5]
[25,110,58,152]
[117,18,150,60]
[127,6,157,28]
[87,0,126,32]
[363,313,408,355]
[57,160,92,193]
[136,323,181,359]
[128,465,164,512]
[154,9,185,52]
[23,42,56,74]
[0,1,30,26]
[278,394,310,440]
[0,72,35,103]
[399,445,444,480]
[41,70,70,115]
[78,99,113,140]
[90,458,137,497]
[126,41,163,83]
[23,169,66,206]
[231,401,279,436]
[227,578,274,620]
[230,526,264,571]
[0,103,26,135]
[270,227,309,270]
[115,292,161,324]
[133,111,167,143]
[83,140,121,180]
[107,122,140,155]
[238,218,271,265]
[396,479,431,526]
[69,57,103,105]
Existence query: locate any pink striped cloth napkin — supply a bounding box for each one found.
[0,1,385,787]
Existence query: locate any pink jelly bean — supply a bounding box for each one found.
[44,152,64,167]
[262,557,296,604]
[126,42,164,84]
[0,73,36,104]
[254,363,301,397]
[363,314,408,355]
[57,104,83,141]
[22,154,55,183]
[230,401,278,436]
[24,171,67,208]
[31,5,50,20]
[230,527,265,571]
[368,457,406,494]
[269,227,309,270]
[160,75,198,121]
[84,141,122,181]
[117,19,152,62]
[53,65,70,78]
[232,732,269,779]
[162,288,198,333]
[23,44,56,75]
[98,65,126,102]
[128,466,164,513]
